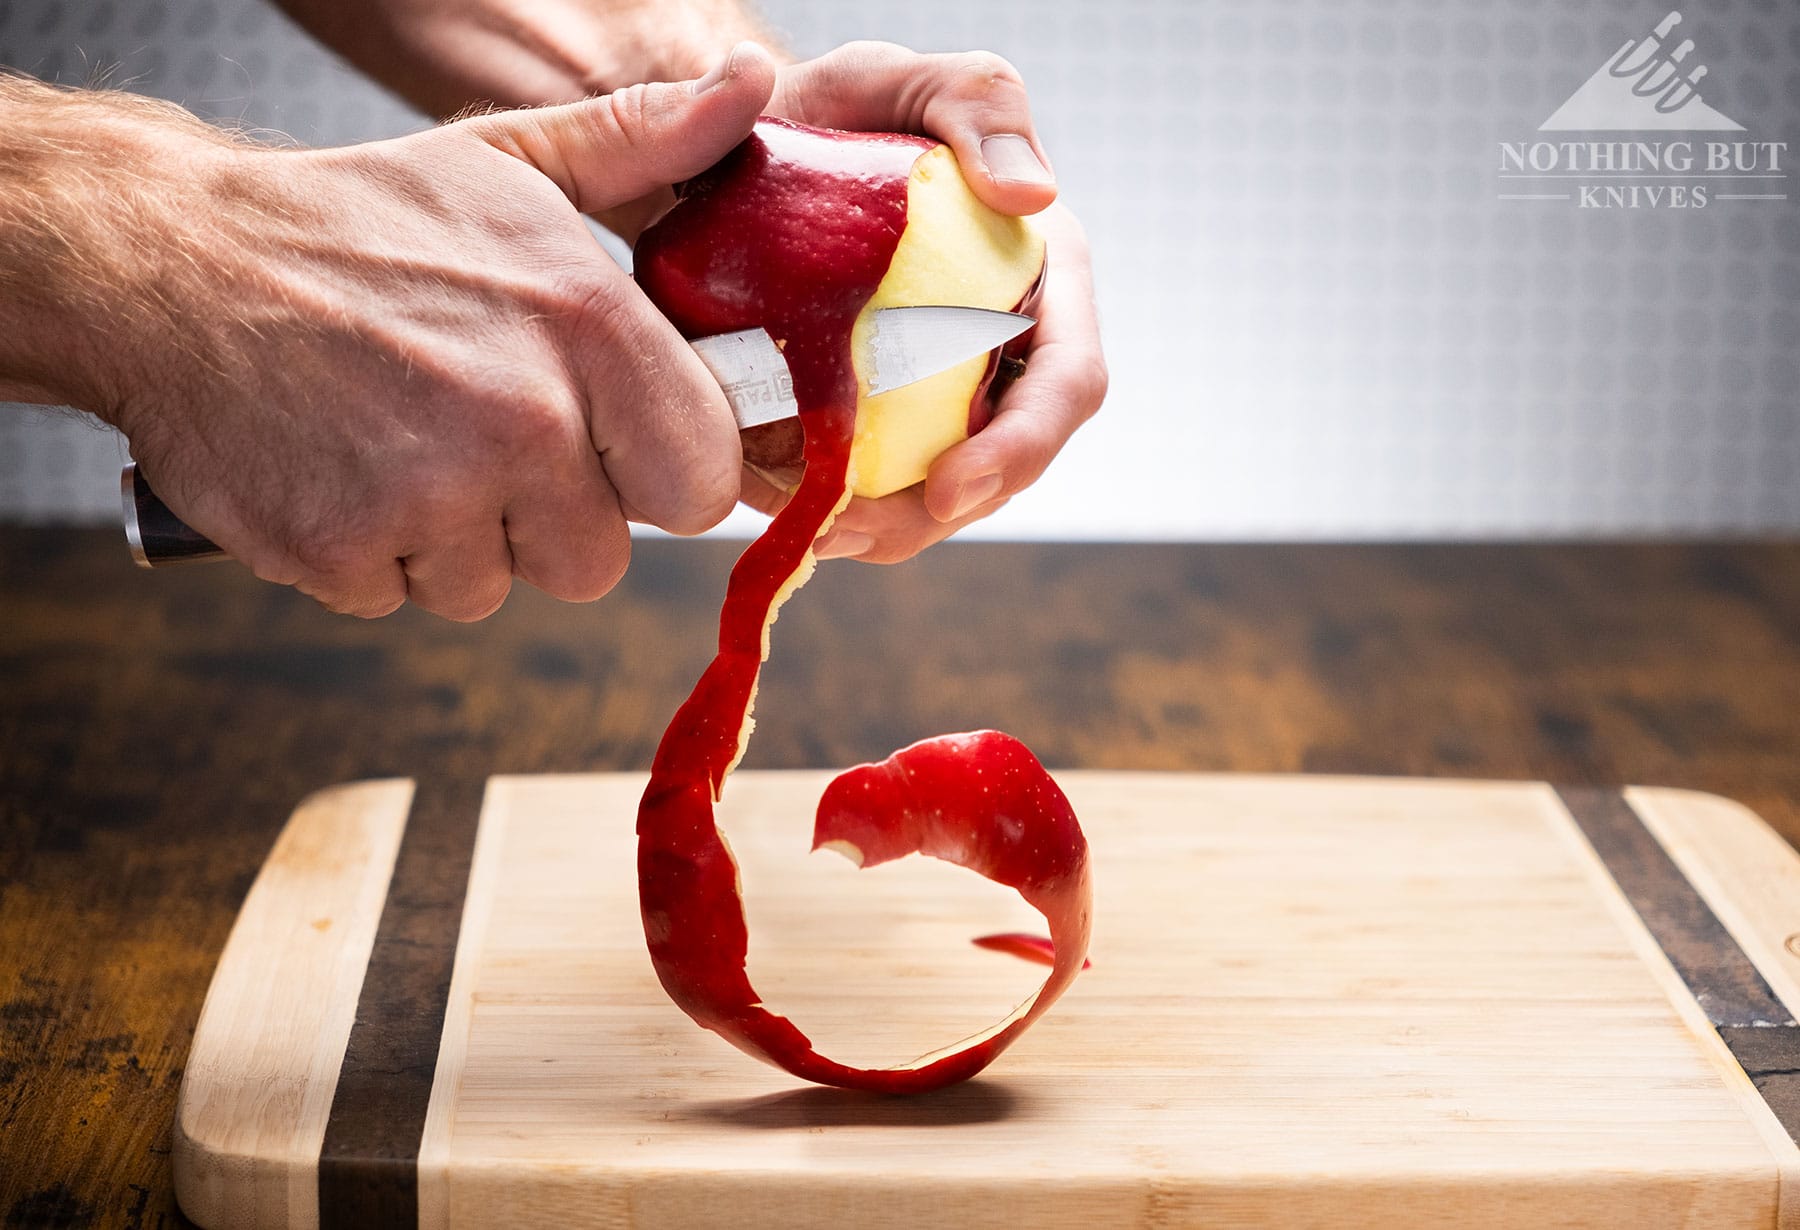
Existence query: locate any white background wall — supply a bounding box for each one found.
[2,0,1796,537]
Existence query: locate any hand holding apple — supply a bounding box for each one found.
[800,200,1102,562]
[635,117,1047,505]
[513,35,1102,558]
[258,0,1106,560]
[750,42,1108,561]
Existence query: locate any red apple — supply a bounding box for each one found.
[635,117,1045,497]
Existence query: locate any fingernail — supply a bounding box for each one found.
[814,530,873,560]
[946,473,1004,521]
[691,44,741,94]
[980,134,1053,186]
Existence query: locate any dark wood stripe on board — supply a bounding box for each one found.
[318,775,487,1228]
[1557,786,1793,1029]
[1558,785,1800,1146]
[1717,1026,1800,1142]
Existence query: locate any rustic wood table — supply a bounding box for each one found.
[4,529,1799,1228]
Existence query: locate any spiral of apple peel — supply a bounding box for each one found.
[634,119,1092,1093]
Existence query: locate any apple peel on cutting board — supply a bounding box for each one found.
[632,117,1091,1093]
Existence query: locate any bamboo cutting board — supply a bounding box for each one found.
[173,774,1800,1229]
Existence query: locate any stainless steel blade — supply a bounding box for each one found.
[861,306,1035,398]
[691,308,1034,426]
[687,328,799,430]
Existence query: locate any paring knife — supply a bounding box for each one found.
[122,305,1035,568]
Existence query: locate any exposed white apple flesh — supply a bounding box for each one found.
[847,144,1045,499]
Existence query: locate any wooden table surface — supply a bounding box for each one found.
[4,529,1800,1229]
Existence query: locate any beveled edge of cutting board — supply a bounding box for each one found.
[1626,785,1800,1174]
[1551,785,1800,1230]
[173,779,413,1230]
[172,773,1800,1230]
[1627,787,1800,1022]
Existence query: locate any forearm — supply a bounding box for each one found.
[272,0,783,118]
[0,69,775,619]
[0,76,241,416]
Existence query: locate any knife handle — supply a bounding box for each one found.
[121,463,226,568]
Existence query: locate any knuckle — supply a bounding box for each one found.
[295,531,397,602]
[603,84,652,151]
[242,548,304,588]
[552,566,621,604]
[375,463,466,543]
[567,269,628,326]
[307,583,403,620]
[964,490,1014,526]
[517,510,631,603]
[702,482,745,534]
[800,42,912,120]
[655,411,744,537]
[406,563,513,623]
[440,582,512,623]
[659,492,733,537]
[842,39,907,59]
[309,592,358,616]
[830,40,909,82]
[1013,439,1058,485]
[566,535,632,602]
[1056,210,1093,255]
[358,593,408,620]
[1075,355,1111,414]
[862,537,926,566]
[954,51,1026,98]
[684,452,744,534]
[496,396,578,460]
[994,412,1061,483]
[546,260,626,345]
[577,535,632,601]
[289,532,367,581]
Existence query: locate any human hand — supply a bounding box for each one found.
[103,47,780,618]
[264,3,1109,565]
[742,43,1108,563]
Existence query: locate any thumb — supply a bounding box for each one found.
[462,42,777,213]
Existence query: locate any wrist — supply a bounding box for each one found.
[589,2,785,88]
[481,2,785,103]
[0,82,240,421]
[277,0,784,117]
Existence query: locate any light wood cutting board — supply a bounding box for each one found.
[173,773,1800,1229]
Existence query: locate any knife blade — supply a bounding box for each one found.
[121,305,1036,567]
[861,305,1036,397]
[689,305,1035,428]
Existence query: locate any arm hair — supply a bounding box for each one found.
[0,74,243,411]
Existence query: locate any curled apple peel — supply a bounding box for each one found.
[972,932,1093,970]
[634,119,1090,1092]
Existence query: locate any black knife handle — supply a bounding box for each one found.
[121,463,226,568]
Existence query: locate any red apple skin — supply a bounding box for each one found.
[636,119,922,1074]
[632,118,1091,1095]
[635,118,928,448]
[635,118,1042,475]
[968,264,1045,438]
[637,119,930,340]
[737,417,802,474]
